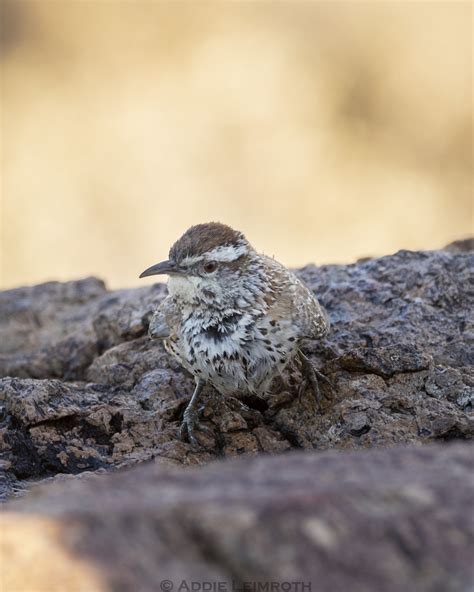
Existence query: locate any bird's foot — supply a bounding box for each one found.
[227,396,253,415]
[179,408,215,448]
[298,351,333,410]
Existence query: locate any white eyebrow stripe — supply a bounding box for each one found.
[181,255,204,266]
[207,243,248,262]
[180,242,249,266]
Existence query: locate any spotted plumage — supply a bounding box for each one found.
[140,222,330,446]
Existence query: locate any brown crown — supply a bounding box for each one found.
[169,222,247,262]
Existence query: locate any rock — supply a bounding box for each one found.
[0,278,165,377]
[2,443,473,592]
[443,237,474,253]
[0,247,473,499]
[326,343,433,377]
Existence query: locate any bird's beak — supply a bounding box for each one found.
[139,259,181,279]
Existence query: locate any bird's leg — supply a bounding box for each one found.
[179,378,215,447]
[297,350,333,409]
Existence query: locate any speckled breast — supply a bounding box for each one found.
[165,313,300,396]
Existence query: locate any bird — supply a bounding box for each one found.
[140,222,331,447]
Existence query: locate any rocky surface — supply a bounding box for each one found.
[1,243,473,590]
[2,443,473,592]
[0,245,473,500]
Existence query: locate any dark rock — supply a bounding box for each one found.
[0,278,165,379]
[0,247,473,493]
[2,443,473,592]
[327,343,433,377]
[443,237,474,253]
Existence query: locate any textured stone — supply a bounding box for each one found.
[2,444,473,592]
[0,247,473,499]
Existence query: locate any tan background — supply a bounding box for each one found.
[1,1,472,290]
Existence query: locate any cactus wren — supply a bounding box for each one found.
[140,222,331,447]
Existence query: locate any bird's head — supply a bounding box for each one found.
[140,223,259,305]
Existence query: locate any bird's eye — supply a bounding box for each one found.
[203,261,218,273]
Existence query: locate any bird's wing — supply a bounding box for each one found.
[148,296,175,339]
[291,277,330,339]
[263,256,330,340]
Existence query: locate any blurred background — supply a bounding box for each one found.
[1,1,472,290]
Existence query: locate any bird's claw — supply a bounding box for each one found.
[298,352,333,411]
[227,397,252,415]
[314,368,333,392]
[179,409,214,448]
[297,378,310,404]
